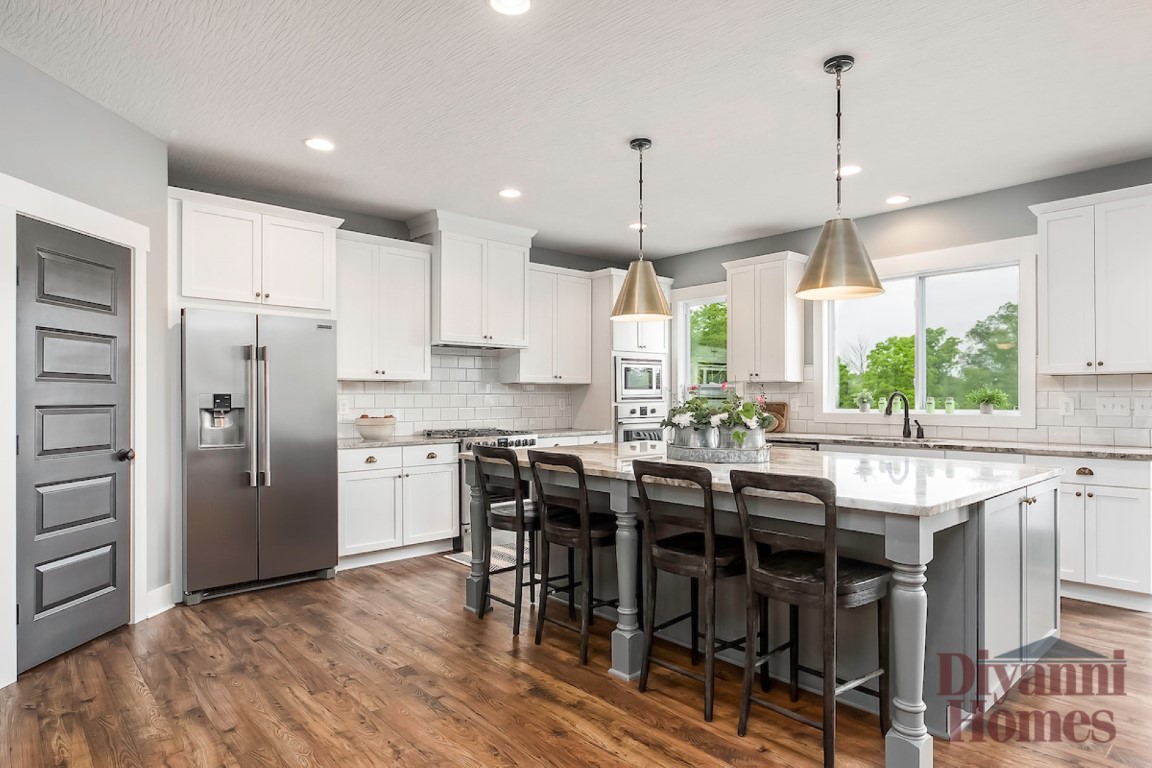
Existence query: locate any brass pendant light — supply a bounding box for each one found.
[796,55,884,301]
[611,138,672,321]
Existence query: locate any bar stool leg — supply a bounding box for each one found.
[529,529,538,605]
[513,528,525,636]
[822,607,836,768]
[567,548,577,620]
[878,594,892,735]
[580,545,593,664]
[789,603,800,702]
[535,536,552,646]
[635,532,644,631]
[690,577,700,666]
[479,523,493,620]
[759,595,770,692]
[703,575,716,722]
[639,563,657,693]
[738,592,758,736]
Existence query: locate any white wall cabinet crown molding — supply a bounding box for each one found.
[1036,188,1152,374]
[500,265,592,384]
[335,232,432,382]
[723,251,807,383]
[170,187,342,312]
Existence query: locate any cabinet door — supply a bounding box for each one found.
[438,234,487,345]
[485,241,529,347]
[1038,206,1096,374]
[726,265,758,381]
[403,464,459,544]
[980,492,1024,700]
[519,269,556,382]
[1085,486,1152,593]
[338,469,403,555]
[1058,484,1086,583]
[378,247,431,380]
[1094,197,1152,373]
[554,275,592,383]
[637,318,668,354]
[1024,484,1059,651]
[180,201,262,303]
[612,319,641,353]
[755,262,793,382]
[262,215,334,310]
[335,240,379,380]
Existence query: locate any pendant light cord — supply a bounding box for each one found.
[637,145,645,261]
[835,64,843,219]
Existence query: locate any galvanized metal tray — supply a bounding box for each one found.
[666,443,772,464]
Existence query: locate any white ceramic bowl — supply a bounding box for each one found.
[356,417,396,440]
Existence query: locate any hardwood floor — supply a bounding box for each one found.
[2,555,1150,767]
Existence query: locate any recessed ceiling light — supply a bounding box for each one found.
[886,194,911,205]
[837,164,862,176]
[303,137,335,152]
[628,222,647,230]
[499,188,521,199]
[489,0,530,15]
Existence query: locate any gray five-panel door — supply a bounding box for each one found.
[15,215,132,673]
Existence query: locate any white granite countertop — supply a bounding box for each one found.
[536,428,614,438]
[766,432,1152,461]
[338,436,460,449]
[463,442,1064,517]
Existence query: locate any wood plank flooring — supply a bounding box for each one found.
[2,555,1150,767]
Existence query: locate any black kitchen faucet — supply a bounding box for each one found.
[885,391,912,439]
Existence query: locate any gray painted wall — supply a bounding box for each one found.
[0,47,171,590]
[168,174,619,273]
[658,156,1152,287]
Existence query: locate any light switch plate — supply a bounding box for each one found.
[1096,396,1131,417]
[1055,395,1076,416]
[1134,398,1152,423]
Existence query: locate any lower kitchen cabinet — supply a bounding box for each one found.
[338,445,459,557]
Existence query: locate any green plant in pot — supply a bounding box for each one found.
[718,393,767,449]
[965,386,1011,415]
[855,390,874,413]
[661,396,720,448]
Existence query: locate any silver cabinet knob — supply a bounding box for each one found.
[1075,491,1082,497]
[1098,361,1104,367]
[1087,492,1095,498]
[1087,362,1093,367]
[255,292,262,299]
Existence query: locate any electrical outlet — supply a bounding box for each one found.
[1134,398,1152,423]
[1055,395,1075,416]
[790,397,804,410]
[338,398,350,417]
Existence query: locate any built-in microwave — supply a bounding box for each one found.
[615,356,666,402]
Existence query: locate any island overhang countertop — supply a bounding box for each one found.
[462,441,1064,517]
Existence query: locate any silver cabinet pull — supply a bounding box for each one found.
[426,452,438,460]
[260,345,271,486]
[365,456,377,464]
[247,344,258,486]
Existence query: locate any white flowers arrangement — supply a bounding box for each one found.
[741,414,760,429]
[671,412,693,428]
[710,413,725,428]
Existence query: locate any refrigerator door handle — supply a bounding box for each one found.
[247,344,257,486]
[260,345,272,487]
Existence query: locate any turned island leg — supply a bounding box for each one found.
[609,484,644,680]
[886,562,933,768]
[464,466,489,614]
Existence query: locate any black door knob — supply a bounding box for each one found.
[117,448,135,462]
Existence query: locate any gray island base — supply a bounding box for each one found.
[462,442,1063,768]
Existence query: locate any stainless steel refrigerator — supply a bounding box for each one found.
[181,308,337,604]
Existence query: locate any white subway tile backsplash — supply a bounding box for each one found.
[1048,426,1081,443]
[1081,427,1115,445]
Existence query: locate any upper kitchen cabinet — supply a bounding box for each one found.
[500,265,592,384]
[1032,185,1152,374]
[335,232,432,381]
[171,188,342,311]
[609,269,674,354]
[723,251,807,383]
[407,210,535,348]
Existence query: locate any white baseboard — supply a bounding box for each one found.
[136,584,175,622]
[337,541,454,572]
[1061,581,1152,612]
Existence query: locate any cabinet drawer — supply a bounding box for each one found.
[339,447,403,472]
[541,436,582,447]
[579,434,613,445]
[403,443,458,467]
[1025,454,1152,489]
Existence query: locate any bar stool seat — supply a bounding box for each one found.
[756,550,890,603]
[546,509,617,539]
[488,498,538,523]
[654,532,745,574]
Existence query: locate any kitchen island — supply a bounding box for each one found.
[461,442,1063,768]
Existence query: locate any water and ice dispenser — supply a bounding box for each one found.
[197,393,246,448]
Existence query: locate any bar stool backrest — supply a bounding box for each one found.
[472,444,529,522]
[632,460,720,564]
[527,450,590,529]
[729,471,839,606]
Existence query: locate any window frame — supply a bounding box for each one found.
[814,236,1037,429]
[671,283,727,399]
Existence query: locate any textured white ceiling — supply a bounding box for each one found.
[2,0,1151,260]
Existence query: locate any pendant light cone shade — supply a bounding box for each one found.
[611,137,672,321]
[795,218,884,300]
[612,258,671,321]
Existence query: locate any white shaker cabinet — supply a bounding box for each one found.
[611,272,673,354]
[335,232,432,381]
[403,464,460,545]
[1033,186,1152,374]
[172,188,341,311]
[500,266,592,384]
[339,467,404,555]
[723,251,807,383]
[408,210,536,348]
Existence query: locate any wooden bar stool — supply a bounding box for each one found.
[632,459,749,722]
[472,445,539,636]
[528,451,618,664]
[730,470,892,768]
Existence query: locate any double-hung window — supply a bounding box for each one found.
[816,237,1036,427]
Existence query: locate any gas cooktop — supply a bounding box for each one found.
[424,428,538,449]
[424,428,521,439]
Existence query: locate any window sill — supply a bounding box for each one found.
[817,409,1036,430]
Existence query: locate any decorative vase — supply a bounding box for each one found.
[858,403,870,413]
[720,425,765,450]
[925,397,936,413]
[673,426,717,448]
[704,427,720,449]
[979,403,994,415]
[944,397,956,414]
